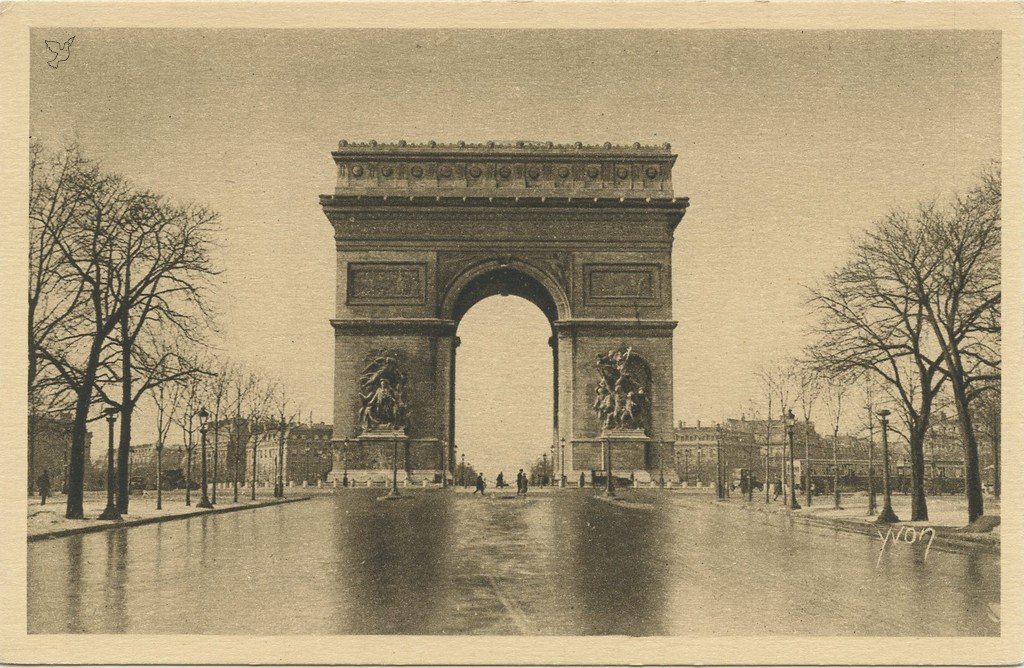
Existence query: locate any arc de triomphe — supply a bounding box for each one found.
[321,141,689,485]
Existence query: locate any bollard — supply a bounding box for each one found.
[333,479,338,488]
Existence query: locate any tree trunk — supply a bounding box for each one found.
[992,408,1001,499]
[804,420,811,507]
[233,446,240,502]
[116,303,132,513]
[185,449,192,506]
[908,424,929,521]
[116,401,132,513]
[212,412,219,504]
[867,410,876,515]
[156,448,163,510]
[951,379,985,523]
[65,346,101,520]
[832,428,841,510]
[251,437,258,501]
[28,406,37,496]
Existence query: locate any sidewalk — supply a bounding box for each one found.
[712,490,1000,553]
[27,489,311,541]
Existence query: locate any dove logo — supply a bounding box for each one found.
[45,36,75,69]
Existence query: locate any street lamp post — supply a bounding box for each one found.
[604,434,615,497]
[876,409,900,523]
[785,409,800,510]
[683,449,690,485]
[715,425,725,500]
[559,437,566,487]
[342,438,349,488]
[197,407,213,509]
[274,416,286,498]
[98,407,122,520]
[659,440,666,488]
[804,418,812,508]
[866,404,877,516]
[440,439,447,488]
[542,453,548,487]
[460,452,466,487]
[385,439,400,498]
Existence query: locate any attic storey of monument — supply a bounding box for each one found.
[320,141,689,485]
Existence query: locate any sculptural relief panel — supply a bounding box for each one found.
[347,262,427,305]
[583,263,661,305]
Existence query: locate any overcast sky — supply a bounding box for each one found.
[31,29,1000,474]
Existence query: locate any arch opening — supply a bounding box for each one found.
[451,266,560,327]
[453,294,555,485]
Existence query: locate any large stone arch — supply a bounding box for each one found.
[321,140,689,487]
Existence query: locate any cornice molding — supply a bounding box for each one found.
[330,318,457,336]
[320,194,689,210]
[554,319,678,337]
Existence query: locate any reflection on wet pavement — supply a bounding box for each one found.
[28,490,999,635]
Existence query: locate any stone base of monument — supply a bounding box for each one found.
[601,428,650,472]
[329,433,446,487]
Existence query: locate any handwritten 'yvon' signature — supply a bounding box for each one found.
[876,526,936,568]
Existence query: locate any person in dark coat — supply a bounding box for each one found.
[579,471,586,488]
[516,469,524,495]
[37,468,51,505]
[519,470,528,496]
[473,473,486,495]
[496,472,505,488]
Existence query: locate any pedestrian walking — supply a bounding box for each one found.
[579,471,586,488]
[37,468,51,505]
[496,472,506,488]
[516,469,525,495]
[520,471,528,496]
[473,473,486,495]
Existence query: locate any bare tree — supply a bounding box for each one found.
[32,148,140,519]
[151,374,179,511]
[972,384,1000,500]
[795,366,821,507]
[861,374,879,515]
[30,141,220,519]
[238,374,276,501]
[756,369,775,504]
[807,209,948,521]
[28,142,90,495]
[914,167,1000,523]
[206,359,234,504]
[759,362,796,503]
[821,375,849,510]
[89,192,218,514]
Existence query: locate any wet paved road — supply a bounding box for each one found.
[27,490,999,635]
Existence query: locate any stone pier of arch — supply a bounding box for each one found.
[320,140,689,486]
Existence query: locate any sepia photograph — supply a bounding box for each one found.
[1,3,1021,664]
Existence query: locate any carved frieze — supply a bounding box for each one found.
[331,141,676,198]
[347,262,427,305]
[583,263,661,305]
